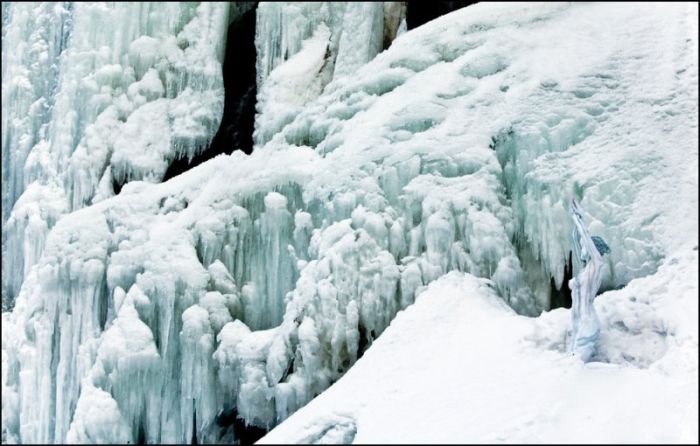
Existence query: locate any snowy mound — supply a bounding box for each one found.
[261,258,698,443]
[2,2,697,444]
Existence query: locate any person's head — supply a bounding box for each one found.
[592,235,611,256]
[579,235,610,265]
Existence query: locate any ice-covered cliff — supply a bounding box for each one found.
[2,2,230,312]
[2,1,410,443]
[259,3,698,442]
[2,1,698,444]
[254,2,406,147]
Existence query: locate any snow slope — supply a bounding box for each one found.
[261,253,698,443]
[2,1,697,444]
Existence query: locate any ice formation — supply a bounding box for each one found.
[253,2,405,147]
[2,1,698,445]
[1,2,229,310]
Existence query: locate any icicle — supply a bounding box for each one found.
[2,2,229,310]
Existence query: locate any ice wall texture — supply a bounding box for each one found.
[1,2,229,310]
[2,2,698,445]
[253,2,406,147]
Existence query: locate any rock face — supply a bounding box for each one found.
[405,1,476,29]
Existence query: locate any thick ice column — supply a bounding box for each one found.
[1,2,71,226]
[333,3,384,78]
[236,329,278,430]
[254,2,400,147]
[246,192,296,330]
[6,210,112,444]
[424,208,456,279]
[66,292,160,444]
[213,319,252,419]
[180,305,218,444]
[3,184,66,310]
[70,234,211,444]
[1,2,72,309]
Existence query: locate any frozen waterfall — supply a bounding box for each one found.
[253,2,406,147]
[2,1,698,445]
[1,2,229,311]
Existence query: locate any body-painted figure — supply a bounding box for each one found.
[569,199,610,362]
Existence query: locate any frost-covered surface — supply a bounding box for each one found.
[2,1,698,444]
[261,257,698,443]
[1,2,229,309]
[1,2,72,309]
[254,2,404,147]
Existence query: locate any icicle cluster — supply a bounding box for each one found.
[253,2,407,147]
[1,2,229,310]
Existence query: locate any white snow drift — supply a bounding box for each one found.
[262,253,698,443]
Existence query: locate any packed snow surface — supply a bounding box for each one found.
[2,1,698,444]
[261,258,698,443]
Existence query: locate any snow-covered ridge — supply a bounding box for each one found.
[2,1,697,444]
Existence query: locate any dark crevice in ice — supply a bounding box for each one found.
[216,408,268,446]
[405,1,478,30]
[357,322,371,360]
[549,250,573,309]
[162,4,257,183]
[191,407,198,445]
[135,421,146,445]
[112,176,125,196]
[98,275,109,330]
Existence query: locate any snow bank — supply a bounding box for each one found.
[262,252,698,443]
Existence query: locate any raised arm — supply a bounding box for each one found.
[571,227,583,266]
[570,199,602,265]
